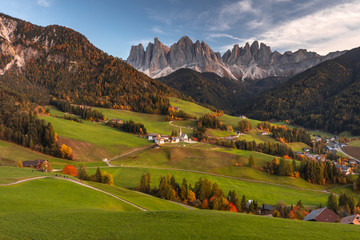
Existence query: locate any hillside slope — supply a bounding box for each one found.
[240,47,360,135]
[0,13,181,114]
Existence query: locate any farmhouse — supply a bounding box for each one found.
[148,133,160,141]
[155,137,165,145]
[340,214,360,225]
[22,159,46,168]
[303,207,338,222]
[261,204,275,215]
[171,137,180,143]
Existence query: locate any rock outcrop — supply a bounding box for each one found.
[127,37,345,80]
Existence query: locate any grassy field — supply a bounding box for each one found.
[0,167,52,184]
[0,141,107,169]
[39,115,151,161]
[0,177,139,213]
[88,167,329,206]
[237,132,280,144]
[287,142,310,152]
[85,181,189,211]
[207,129,236,137]
[2,209,360,240]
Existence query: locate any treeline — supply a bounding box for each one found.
[0,88,60,157]
[299,159,348,184]
[235,140,295,158]
[327,193,360,218]
[258,122,312,145]
[167,107,195,120]
[107,119,147,135]
[50,99,104,121]
[77,165,113,185]
[197,114,228,130]
[263,158,299,177]
[138,173,259,213]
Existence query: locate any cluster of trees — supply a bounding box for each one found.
[299,159,348,185]
[238,119,252,133]
[235,140,295,158]
[273,200,308,220]
[327,193,360,218]
[352,176,360,191]
[77,165,113,185]
[197,114,228,130]
[107,119,147,135]
[257,122,311,145]
[167,107,195,120]
[0,87,62,157]
[138,173,260,213]
[50,99,104,121]
[170,129,179,137]
[263,158,299,177]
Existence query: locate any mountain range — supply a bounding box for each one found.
[127,36,345,80]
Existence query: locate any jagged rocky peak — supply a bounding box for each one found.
[127,37,347,80]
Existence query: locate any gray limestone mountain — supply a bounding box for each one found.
[127,36,345,80]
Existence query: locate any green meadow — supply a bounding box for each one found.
[39,115,151,161]
[2,210,360,240]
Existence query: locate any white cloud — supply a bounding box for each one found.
[209,0,259,31]
[256,1,360,54]
[37,0,51,7]
[216,1,360,55]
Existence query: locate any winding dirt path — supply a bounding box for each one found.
[105,146,153,167]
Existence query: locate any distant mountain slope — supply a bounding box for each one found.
[127,36,345,80]
[158,68,287,113]
[239,47,360,135]
[0,13,181,114]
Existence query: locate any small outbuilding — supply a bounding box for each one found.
[261,204,275,215]
[303,207,338,222]
[340,214,360,225]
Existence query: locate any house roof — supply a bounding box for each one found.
[340,214,360,224]
[304,207,338,222]
[304,208,326,221]
[262,204,275,211]
[148,133,160,137]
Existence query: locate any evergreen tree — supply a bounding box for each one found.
[327,193,338,213]
[241,195,247,212]
[78,164,88,180]
[248,154,255,168]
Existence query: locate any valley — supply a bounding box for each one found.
[1,8,360,240]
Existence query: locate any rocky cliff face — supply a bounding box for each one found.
[127,37,345,80]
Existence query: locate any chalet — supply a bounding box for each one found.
[22,159,46,168]
[245,200,253,209]
[302,148,310,152]
[111,119,123,124]
[155,137,165,145]
[261,204,275,215]
[340,214,360,225]
[148,133,160,141]
[239,115,248,119]
[161,135,169,141]
[303,207,338,222]
[174,107,181,111]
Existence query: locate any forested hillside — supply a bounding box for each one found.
[158,68,286,113]
[0,13,183,114]
[240,47,360,135]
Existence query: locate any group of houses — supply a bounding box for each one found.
[147,128,195,145]
[260,205,360,224]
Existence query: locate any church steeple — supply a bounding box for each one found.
[179,127,182,137]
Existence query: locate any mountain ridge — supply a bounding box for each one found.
[127,36,346,80]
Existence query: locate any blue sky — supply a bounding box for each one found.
[1,0,359,58]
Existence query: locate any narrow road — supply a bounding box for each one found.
[169,121,194,130]
[0,176,147,211]
[105,146,153,167]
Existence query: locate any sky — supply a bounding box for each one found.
[1,0,359,59]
